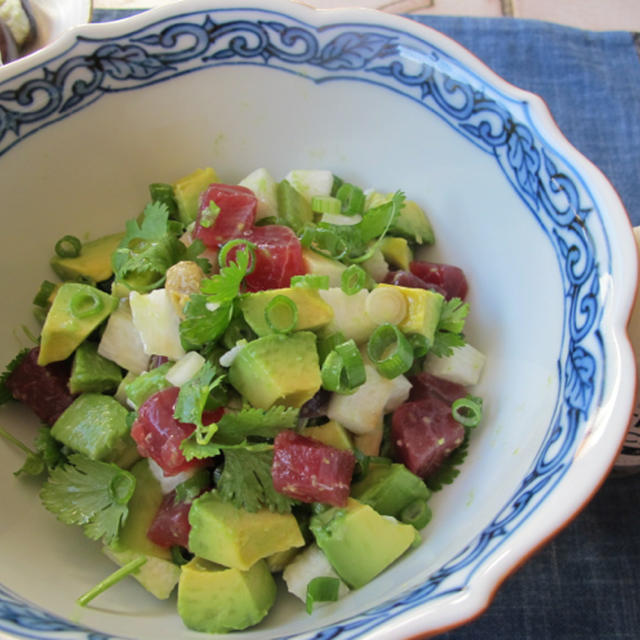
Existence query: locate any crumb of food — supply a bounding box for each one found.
[0,0,30,47]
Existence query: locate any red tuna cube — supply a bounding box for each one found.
[391,397,465,479]
[271,430,356,507]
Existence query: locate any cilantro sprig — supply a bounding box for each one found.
[40,454,136,544]
[0,425,65,477]
[430,297,469,357]
[0,348,29,406]
[112,202,206,292]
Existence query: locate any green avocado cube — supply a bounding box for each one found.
[228,331,321,409]
[69,341,123,394]
[350,461,431,519]
[51,393,130,461]
[301,419,353,450]
[38,282,118,366]
[310,498,416,589]
[173,167,218,224]
[178,557,276,633]
[239,287,333,337]
[188,491,305,571]
[50,232,124,284]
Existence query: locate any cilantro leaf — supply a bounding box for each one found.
[0,348,29,406]
[199,246,251,305]
[180,296,234,351]
[430,297,469,357]
[179,406,299,461]
[0,424,64,477]
[173,362,225,444]
[112,202,199,292]
[40,454,135,544]
[425,429,471,492]
[217,448,295,513]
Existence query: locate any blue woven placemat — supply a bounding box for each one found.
[91,9,640,640]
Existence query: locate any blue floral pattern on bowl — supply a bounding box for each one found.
[0,6,608,639]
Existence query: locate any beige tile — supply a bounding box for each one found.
[514,0,640,30]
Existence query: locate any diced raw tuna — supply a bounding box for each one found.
[409,261,468,300]
[131,386,222,476]
[271,430,356,507]
[409,371,468,405]
[5,347,75,425]
[147,489,192,549]
[391,396,465,478]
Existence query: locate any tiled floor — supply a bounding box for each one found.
[95,0,640,31]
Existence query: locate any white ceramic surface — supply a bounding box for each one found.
[0,1,636,638]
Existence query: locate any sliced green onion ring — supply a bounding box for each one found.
[452,395,483,428]
[321,339,365,393]
[306,576,341,614]
[407,333,430,358]
[336,182,365,216]
[264,295,298,334]
[33,280,56,308]
[218,239,257,274]
[311,195,341,215]
[69,289,104,319]
[311,227,348,261]
[341,264,367,296]
[200,201,220,228]
[367,323,414,379]
[290,274,330,289]
[55,235,82,258]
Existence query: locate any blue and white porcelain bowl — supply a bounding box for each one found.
[0,1,636,638]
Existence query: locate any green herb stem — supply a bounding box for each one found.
[76,556,147,607]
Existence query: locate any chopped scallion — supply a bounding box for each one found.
[367,323,414,379]
[399,499,432,529]
[305,576,341,614]
[32,280,56,308]
[55,235,82,258]
[200,201,220,228]
[218,239,257,275]
[290,274,330,289]
[69,289,104,319]
[311,195,341,215]
[264,295,298,334]
[341,264,367,295]
[452,394,483,427]
[407,333,430,358]
[336,182,365,216]
[321,339,365,394]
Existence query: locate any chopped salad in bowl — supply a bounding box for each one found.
[0,165,486,633]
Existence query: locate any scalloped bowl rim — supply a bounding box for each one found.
[0,1,636,639]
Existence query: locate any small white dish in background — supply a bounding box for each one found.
[3,0,92,62]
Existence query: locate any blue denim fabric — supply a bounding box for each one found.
[92,10,640,639]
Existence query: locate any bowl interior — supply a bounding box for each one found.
[0,3,634,639]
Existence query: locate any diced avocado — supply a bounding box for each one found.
[309,498,416,589]
[50,232,125,284]
[239,287,333,337]
[38,283,118,365]
[51,393,130,461]
[123,362,172,410]
[173,167,218,225]
[366,193,435,245]
[68,341,123,394]
[103,546,180,600]
[301,420,353,451]
[380,236,413,270]
[105,459,180,599]
[350,461,431,520]
[265,547,299,573]
[302,248,347,287]
[111,459,171,559]
[228,332,321,409]
[188,491,305,571]
[377,284,444,344]
[177,557,276,633]
[276,179,313,233]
